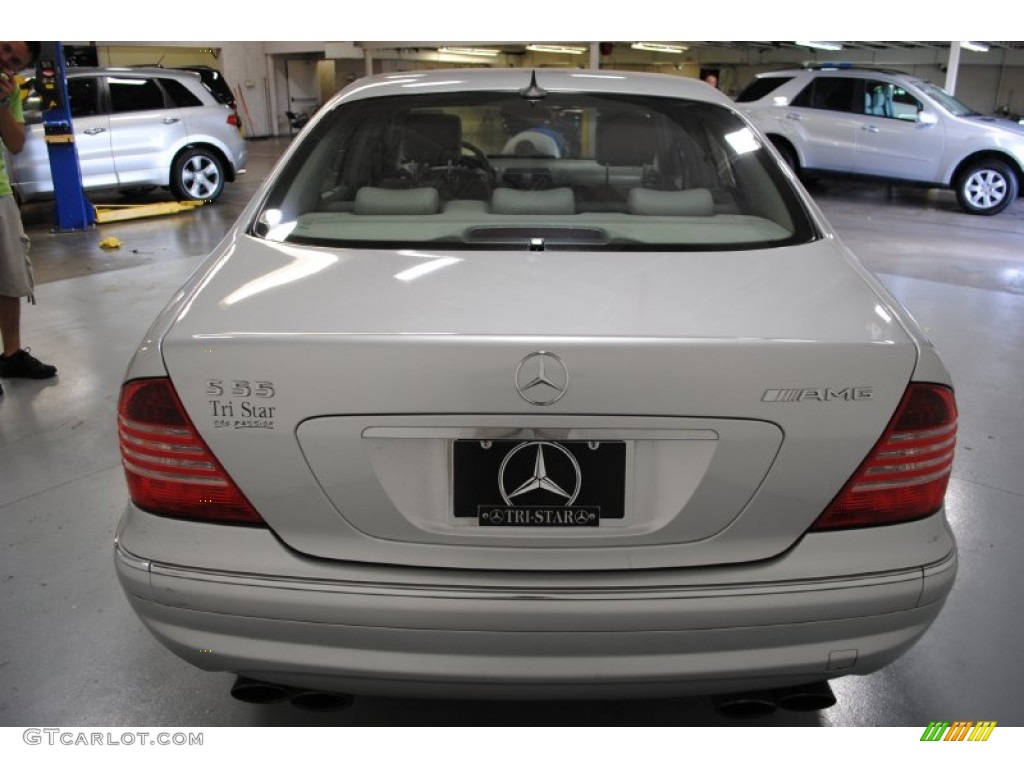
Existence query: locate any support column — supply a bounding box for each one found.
[36,41,94,231]
[364,48,374,78]
[589,42,600,70]
[265,54,279,136]
[945,42,962,95]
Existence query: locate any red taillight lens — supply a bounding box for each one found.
[811,383,957,531]
[227,112,241,128]
[118,378,265,525]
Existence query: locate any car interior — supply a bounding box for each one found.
[257,95,811,248]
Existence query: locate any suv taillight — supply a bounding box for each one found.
[811,383,957,531]
[118,378,265,525]
[227,112,241,129]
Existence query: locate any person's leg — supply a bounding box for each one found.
[1,195,29,358]
[0,312,56,377]
[0,195,55,379]
[0,293,21,355]
[0,294,55,377]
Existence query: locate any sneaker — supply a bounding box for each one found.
[0,348,58,379]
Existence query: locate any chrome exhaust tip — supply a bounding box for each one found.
[712,690,778,719]
[774,681,837,712]
[230,676,293,705]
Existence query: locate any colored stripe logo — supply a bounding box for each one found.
[921,721,997,741]
[762,389,804,403]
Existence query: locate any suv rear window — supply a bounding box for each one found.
[109,77,166,113]
[791,77,858,112]
[159,78,203,108]
[735,77,794,103]
[175,67,235,107]
[254,90,816,252]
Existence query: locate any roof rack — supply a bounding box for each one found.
[802,61,910,75]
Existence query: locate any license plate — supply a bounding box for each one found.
[453,440,626,526]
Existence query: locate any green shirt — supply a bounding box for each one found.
[0,88,24,198]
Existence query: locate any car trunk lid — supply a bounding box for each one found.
[159,234,918,570]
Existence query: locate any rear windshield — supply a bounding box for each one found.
[254,90,816,251]
[178,67,235,106]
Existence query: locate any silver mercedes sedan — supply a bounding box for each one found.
[115,68,958,713]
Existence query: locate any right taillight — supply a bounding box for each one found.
[118,378,265,525]
[811,382,957,531]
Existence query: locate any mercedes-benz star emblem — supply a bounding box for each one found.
[499,441,582,506]
[515,351,569,406]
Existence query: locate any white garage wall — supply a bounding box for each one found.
[218,42,272,137]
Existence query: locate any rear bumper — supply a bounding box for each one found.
[230,143,247,176]
[115,509,957,700]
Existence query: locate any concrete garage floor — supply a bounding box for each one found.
[1,137,1022,727]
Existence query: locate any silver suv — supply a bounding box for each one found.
[737,64,1024,215]
[8,67,246,203]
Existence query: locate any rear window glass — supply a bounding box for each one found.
[791,77,858,113]
[735,76,794,103]
[159,78,203,108]
[178,68,235,106]
[109,77,166,113]
[254,90,816,252]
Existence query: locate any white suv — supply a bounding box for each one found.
[737,64,1024,215]
[8,67,246,202]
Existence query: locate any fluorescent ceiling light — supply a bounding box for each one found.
[526,44,587,55]
[795,41,843,51]
[438,47,501,57]
[961,41,990,52]
[631,42,688,54]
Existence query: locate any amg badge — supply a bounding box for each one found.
[762,387,874,403]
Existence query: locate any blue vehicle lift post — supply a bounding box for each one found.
[35,41,94,231]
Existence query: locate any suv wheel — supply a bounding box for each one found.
[171,148,225,202]
[956,159,1019,215]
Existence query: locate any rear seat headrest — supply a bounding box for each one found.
[491,188,575,215]
[628,188,714,217]
[353,187,441,215]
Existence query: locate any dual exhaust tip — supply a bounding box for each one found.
[230,676,355,713]
[713,681,837,718]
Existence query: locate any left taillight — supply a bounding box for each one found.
[118,378,265,525]
[811,382,957,531]
[227,112,241,129]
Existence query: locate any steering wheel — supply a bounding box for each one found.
[456,141,494,177]
[442,140,495,199]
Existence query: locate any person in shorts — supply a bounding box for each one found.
[1,40,57,393]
